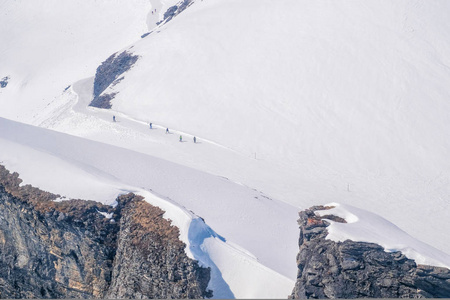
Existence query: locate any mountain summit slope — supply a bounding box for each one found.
[87,0,450,253]
[1,0,450,297]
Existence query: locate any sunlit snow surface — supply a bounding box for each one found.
[2,0,450,298]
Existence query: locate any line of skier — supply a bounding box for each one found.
[113,115,197,143]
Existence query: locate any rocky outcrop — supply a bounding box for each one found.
[89,51,139,109]
[0,76,9,88]
[140,0,193,38]
[106,194,211,299]
[0,165,211,298]
[157,0,194,26]
[290,206,450,298]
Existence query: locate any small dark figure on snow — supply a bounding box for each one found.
[113,115,116,122]
[179,135,182,142]
[166,128,169,134]
[193,136,196,143]
[149,122,152,129]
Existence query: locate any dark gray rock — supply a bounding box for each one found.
[89,51,139,109]
[90,93,117,109]
[157,0,194,26]
[141,32,152,38]
[0,76,9,88]
[0,165,211,299]
[290,206,450,298]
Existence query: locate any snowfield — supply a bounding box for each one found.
[2,0,450,298]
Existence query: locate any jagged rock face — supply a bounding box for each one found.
[290,206,450,299]
[89,51,139,109]
[0,185,116,298]
[106,194,212,299]
[0,165,211,299]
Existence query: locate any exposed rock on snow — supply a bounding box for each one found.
[89,51,139,109]
[0,76,9,88]
[290,206,450,298]
[90,92,117,109]
[0,165,210,299]
[157,0,194,26]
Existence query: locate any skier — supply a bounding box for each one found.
[113,115,116,122]
[193,136,196,143]
[179,135,182,142]
[149,122,152,129]
[166,128,169,134]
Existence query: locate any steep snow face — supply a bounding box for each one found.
[0,0,152,121]
[93,0,450,253]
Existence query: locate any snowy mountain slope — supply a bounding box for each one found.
[0,116,297,298]
[0,0,153,121]
[3,117,450,298]
[2,0,450,297]
[49,0,450,254]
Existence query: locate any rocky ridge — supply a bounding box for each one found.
[290,206,450,298]
[0,165,211,298]
[89,51,139,109]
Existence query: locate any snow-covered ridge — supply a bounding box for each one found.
[33,0,450,257]
[0,116,296,298]
[2,0,450,297]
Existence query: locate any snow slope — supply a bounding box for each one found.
[3,115,450,297]
[2,0,450,297]
[0,116,296,298]
[0,0,152,121]
[63,0,450,254]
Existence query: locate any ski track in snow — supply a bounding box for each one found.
[68,76,246,158]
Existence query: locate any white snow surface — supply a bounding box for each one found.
[0,0,151,121]
[2,0,450,297]
[32,0,450,255]
[97,211,114,219]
